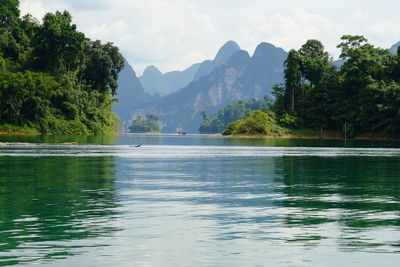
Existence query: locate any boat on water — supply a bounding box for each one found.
[130,144,142,147]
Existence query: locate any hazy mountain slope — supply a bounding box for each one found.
[193,41,241,81]
[237,42,287,99]
[163,63,200,93]
[112,62,153,122]
[139,65,167,96]
[138,63,200,96]
[390,41,400,54]
[132,42,287,133]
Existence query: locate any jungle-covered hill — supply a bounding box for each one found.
[0,0,124,134]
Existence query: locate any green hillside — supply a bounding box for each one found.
[0,1,124,134]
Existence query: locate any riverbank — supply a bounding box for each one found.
[223,129,399,141]
[0,131,42,135]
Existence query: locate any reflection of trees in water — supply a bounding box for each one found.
[275,156,400,251]
[0,156,119,265]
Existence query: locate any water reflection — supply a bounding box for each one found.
[275,156,400,251]
[1,141,400,266]
[2,133,400,148]
[0,157,119,266]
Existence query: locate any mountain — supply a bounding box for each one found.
[138,40,240,96]
[138,63,200,96]
[193,40,241,81]
[163,63,200,92]
[130,42,288,133]
[112,62,153,123]
[239,42,287,99]
[139,65,167,96]
[390,41,400,54]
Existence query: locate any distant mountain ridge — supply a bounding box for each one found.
[192,40,241,81]
[138,41,240,96]
[139,63,200,96]
[129,41,288,132]
[113,40,400,132]
[390,41,400,54]
[112,62,154,123]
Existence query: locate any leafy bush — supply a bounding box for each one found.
[222,110,288,136]
[199,98,270,133]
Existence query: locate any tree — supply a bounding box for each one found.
[199,110,207,121]
[128,115,160,133]
[284,50,302,112]
[146,114,159,121]
[0,5,124,134]
[337,35,368,59]
[199,99,268,133]
[81,41,124,95]
[0,0,20,29]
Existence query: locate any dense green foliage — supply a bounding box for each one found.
[222,110,288,136]
[273,36,400,138]
[0,1,124,134]
[199,98,270,133]
[128,114,160,133]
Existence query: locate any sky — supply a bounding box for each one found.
[20,0,400,75]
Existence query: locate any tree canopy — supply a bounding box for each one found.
[199,98,270,133]
[272,35,400,138]
[128,114,160,133]
[0,3,124,134]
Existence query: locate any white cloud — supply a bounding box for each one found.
[19,0,400,74]
[240,8,334,53]
[20,0,47,20]
[193,13,215,33]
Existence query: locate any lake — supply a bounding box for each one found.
[1,134,400,266]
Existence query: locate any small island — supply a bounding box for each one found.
[128,114,160,133]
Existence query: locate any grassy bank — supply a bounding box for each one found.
[0,125,41,135]
[225,128,399,140]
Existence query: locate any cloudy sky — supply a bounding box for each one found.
[20,0,400,75]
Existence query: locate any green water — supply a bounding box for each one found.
[1,135,400,266]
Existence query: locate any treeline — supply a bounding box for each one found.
[273,36,400,138]
[0,1,124,134]
[199,98,270,133]
[129,114,160,133]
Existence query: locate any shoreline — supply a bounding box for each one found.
[223,134,399,141]
[0,131,43,135]
[0,131,398,141]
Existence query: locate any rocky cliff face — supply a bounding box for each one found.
[129,42,287,133]
[193,40,241,81]
[390,41,400,54]
[112,62,154,123]
[138,63,200,96]
[139,65,167,96]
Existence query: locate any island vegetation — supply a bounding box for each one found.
[0,1,124,135]
[222,110,288,136]
[128,114,160,133]
[199,98,270,133]
[221,36,400,138]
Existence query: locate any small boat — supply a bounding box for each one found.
[130,144,142,147]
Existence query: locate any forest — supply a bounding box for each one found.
[222,36,400,138]
[273,36,400,138]
[128,114,160,133]
[199,98,270,133]
[0,1,124,134]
